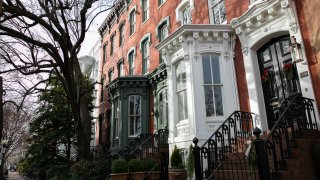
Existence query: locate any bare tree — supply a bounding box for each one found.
[0,0,115,159]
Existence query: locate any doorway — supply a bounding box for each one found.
[257,35,301,129]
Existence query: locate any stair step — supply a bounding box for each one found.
[213,169,259,180]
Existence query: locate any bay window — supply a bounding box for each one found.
[202,54,223,116]
[128,95,142,136]
[176,61,188,121]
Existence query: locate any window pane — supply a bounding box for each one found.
[135,116,141,134]
[211,55,221,84]
[129,117,135,135]
[219,2,226,23]
[204,86,214,116]
[178,92,184,121]
[214,86,223,116]
[129,96,135,115]
[183,90,188,119]
[202,55,212,84]
[213,6,220,24]
[135,96,141,116]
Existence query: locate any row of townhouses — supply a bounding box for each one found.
[80,0,320,178]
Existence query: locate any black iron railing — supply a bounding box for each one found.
[127,129,169,180]
[193,111,255,179]
[262,95,318,179]
[118,133,152,158]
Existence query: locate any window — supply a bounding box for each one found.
[110,34,115,55]
[103,44,107,64]
[211,0,226,24]
[142,0,149,22]
[157,17,169,42]
[128,95,141,136]
[119,24,124,47]
[129,10,136,35]
[100,78,104,103]
[118,60,124,77]
[202,54,223,116]
[176,61,188,121]
[108,69,114,83]
[128,51,135,75]
[182,5,192,25]
[158,0,165,6]
[142,39,150,74]
[114,98,120,139]
[98,114,103,143]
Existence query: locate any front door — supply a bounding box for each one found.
[257,35,301,129]
[156,88,168,130]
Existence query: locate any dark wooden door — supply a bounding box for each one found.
[257,35,301,129]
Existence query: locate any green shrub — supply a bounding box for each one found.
[128,159,144,172]
[112,159,128,173]
[186,145,195,179]
[144,159,159,171]
[171,145,183,168]
[70,160,92,178]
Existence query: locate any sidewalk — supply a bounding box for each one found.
[6,172,25,180]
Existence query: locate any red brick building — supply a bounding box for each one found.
[96,1,320,177]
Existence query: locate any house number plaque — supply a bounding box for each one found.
[300,71,308,78]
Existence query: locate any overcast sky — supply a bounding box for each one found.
[79,11,109,57]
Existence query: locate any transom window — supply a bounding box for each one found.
[202,54,224,116]
[182,5,192,25]
[176,61,188,121]
[211,0,226,24]
[142,40,150,74]
[128,95,142,136]
[128,51,135,75]
[129,10,136,35]
[142,0,149,22]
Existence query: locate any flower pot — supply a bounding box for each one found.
[128,172,145,180]
[169,169,187,180]
[145,171,161,180]
[110,172,128,180]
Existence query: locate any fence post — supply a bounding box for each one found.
[253,127,270,180]
[193,137,202,180]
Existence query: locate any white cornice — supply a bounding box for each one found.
[156,24,233,55]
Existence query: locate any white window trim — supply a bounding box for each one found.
[128,5,137,36]
[174,60,189,122]
[140,0,150,23]
[127,47,136,75]
[208,0,227,25]
[175,0,194,24]
[156,16,170,39]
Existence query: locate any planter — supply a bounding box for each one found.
[169,169,187,180]
[110,172,128,180]
[145,171,161,180]
[128,172,145,180]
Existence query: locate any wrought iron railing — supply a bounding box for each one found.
[127,129,169,180]
[193,111,255,179]
[118,133,152,158]
[263,95,318,179]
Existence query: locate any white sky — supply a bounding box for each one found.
[79,11,109,57]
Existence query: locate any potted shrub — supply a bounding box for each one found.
[128,159,145,180]
[111,159,128,180]
[144,159,160,180]
[169,145,187,180]
[186,145,195,180]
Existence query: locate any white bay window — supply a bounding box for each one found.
[176,61,188,121]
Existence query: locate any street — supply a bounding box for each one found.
[6,172,25,180]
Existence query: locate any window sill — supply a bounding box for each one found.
[205,116,225,123]
[142,18,150,26]
[157,0,167,9]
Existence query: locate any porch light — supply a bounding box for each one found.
[290,36,303,63]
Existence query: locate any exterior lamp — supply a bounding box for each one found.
[290,36,303,63]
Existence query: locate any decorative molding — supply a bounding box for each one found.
[156,16,170,39]
[242,45,248,56]
[193,32,199,39]
[281,0,289,8]
[289,22,298,34]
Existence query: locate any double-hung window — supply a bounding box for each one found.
[128,51,135,75]
[100,78,104,103]
[142,0,149,22]
[202,54,224,116]
[176,61,188,121]
[129,10,136,35]
[142,40,150,74]
[118,60,124,77]
[182,5,192,25]
[128,95,141,136]
[211,0,226,24]
[119,24,124,47]
[108,69,114,83]
[103,44,107,64]
[110,34,115,55]
[114,98,120,139]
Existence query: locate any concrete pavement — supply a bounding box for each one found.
[6,172,25,180]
